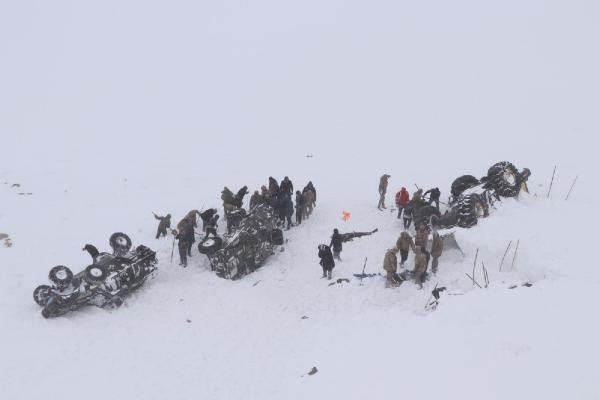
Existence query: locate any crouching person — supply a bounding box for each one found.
[318,244,335,280]
[383,246,402,288]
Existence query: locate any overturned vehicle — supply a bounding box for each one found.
[410,161,531,230]
[198,203,284,280]
[33,233,157,318]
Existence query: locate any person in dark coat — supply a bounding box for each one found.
[153,213,171,239]
[200,208,217,231]
[295,190,304,225]
[268,177,280,198]
[204,214,219,240]
[280,176,294,197]
[249,190,263,210]
[283,194,294,229]
[318,244,335,280]
[330,229,343,261]
[176,220,195,267]
[424,187,441,210]
[403,204,414,230]
[303,182,317,208]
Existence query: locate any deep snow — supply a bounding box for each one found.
[1,1,600,399]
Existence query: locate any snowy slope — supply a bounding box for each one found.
[1,1,600,399]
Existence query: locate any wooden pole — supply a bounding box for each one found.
[565,176,578,201]
[547,166,557,198]
[499,240,513,272]
[472,248,479,287]
[465,273,482,289]
[482,261,489,288]
[510,239,520,271]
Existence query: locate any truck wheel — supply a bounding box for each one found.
[48,265,73,289]
[109,232,132,253]
[33,285,52,306]
[450,175,480,200]
[485,162,523,198]
[198,237,223,255]
[84,264,109,284]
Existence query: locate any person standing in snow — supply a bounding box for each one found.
[303,181,317,208]
[203,214,219,240]
[430,231,444,274]
[378,174,391,210]
[280,176,294,197]
[318,244,335,280]
[153,212,171,239]
[295,190,304,225]
[415,225,430,264]
[383,247,403,287]
[268,177,280,198]
[424,187,441,210]
[413,246,428,289]
[330,229,343,261]
[303,189,315,218]
[250,190,263,210]
[283,194,294,229]
[396,231,416,267]
[395,187,410,219]
[412,188,424,203]
[200,208,217,231]
[176,220,195,267]
[403,204,414,230]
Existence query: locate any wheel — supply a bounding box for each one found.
[450,175,481,200]
[48,266,73,289]
[485,162,523,198]
[33,285,52,306]
[197,236,223,255]
[109,232,132,253]
[456,194,487,228]
[270,229,284,246]
[84,264,109,284]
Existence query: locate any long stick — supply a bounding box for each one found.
[360,257,367,286]
[547,166,557,198]
[510,239,520,271]
[499,240,513,272]
[465,273,482,289]
[472,248,479,287]
[170,236,176,264]
[482,261,489,288]
[565,176,578,201]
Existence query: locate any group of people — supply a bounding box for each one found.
[247,177,317,229]
[153,177,317,268]
[378,174,441,229]
[378,174,446,288]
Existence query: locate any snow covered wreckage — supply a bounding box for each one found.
[33,233,157,318]
[411,161,531,230]
[198,203,284,280]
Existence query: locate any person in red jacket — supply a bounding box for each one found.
[395,187,410,219]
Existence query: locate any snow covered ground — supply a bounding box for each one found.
[1,1,600,399]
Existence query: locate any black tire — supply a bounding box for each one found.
[198,236,223,255]
[84,264,109,284]
[450,175,481,200]
[109,232,132,253]
[48,265,73,289]
[33,285,52,306]
[413,206,441,230]
[456,194,487,228]
[270,229,284,246]
[485,162,523,198]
